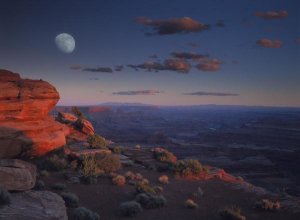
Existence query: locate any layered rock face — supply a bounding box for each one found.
[0,69,68,158]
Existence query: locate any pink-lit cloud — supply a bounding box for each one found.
[136,16,210,35]
[196,58,222,72]
[256,38,282,48]
[255,10,288,19]
[183,91,239,96]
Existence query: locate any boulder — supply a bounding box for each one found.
[0,191,68,220]
[0,159,36,191]
[0,70,68,158]
[56,112,78,124]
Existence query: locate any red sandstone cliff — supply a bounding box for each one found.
[0,69,69,158]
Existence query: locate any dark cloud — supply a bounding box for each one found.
[187,42,200,48]
[171,51,208,60]
[128,59,191,73]
[196,58,222,71]
[113,90,162,95]
[136,16,210,35]
[216,19,225,27]
[115,65,124,71]
[83,67,113,73]
[149,54,158,59]
[255,10,288,19]
[296,38,300,45]
[70,65,82,70]
[183,91,239,96]
[256,38,282,48]
[128,61,165,72]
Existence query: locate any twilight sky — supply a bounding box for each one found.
[0,0,299,106]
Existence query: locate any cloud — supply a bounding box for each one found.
[183,91,239,96]
[196,58,222,71]
[83,67,113,73]
[216,19,225,27]
[171,51,208,60]
[187,42,200,48]
[136,16,210,35]
[70,65,82,70]
[115,65,124,71]
[113,90,162,95]
[296,38,300,45]
[128,61,165,72]
[255,10,288,19]
[164,58,191,73]
[256,38,282,48]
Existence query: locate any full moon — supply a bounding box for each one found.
[55,33,75,53]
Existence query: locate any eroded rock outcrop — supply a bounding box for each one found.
[0,191,68,220]
[0,159,36,191]
[0,69,68,158]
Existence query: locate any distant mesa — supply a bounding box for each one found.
[0,69,69,158]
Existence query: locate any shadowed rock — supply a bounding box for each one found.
[0,159,36,191]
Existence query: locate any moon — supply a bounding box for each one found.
[55,33,75,53]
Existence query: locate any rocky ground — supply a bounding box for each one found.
[1,69,300,220]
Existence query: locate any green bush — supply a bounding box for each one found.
[60,192,79,208]
[51,183,66,191]
[48,155,69,171]
[72,207,100,220]
[87,134,107,149]
[34,180,45,190]
[80,155,103,179]
[136,193,167,209]
[96,154,121,173]
[152,148,177,164]
[0,187,11,206]
[219,206,246,220]
[119,201,143,217]
[174,159,207,177]
[255,199,280,211]
[135,182,156,195]
[71,106,86,120]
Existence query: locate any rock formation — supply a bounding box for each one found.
[0,191,68,220]
[0,69,69,158]
[0,159,36,191]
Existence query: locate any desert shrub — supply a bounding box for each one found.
[158,175,169,184]
[39,170,50,177]
[174,159,206,177]
[60,192,79,208]
[153,186,164,194]
[119,201,143,217]
[184,199,198,209]
[135,173,143,181]
[125,171,136,180]
[70,160,78,170]
[255,199,280,211]
[112,175,126,186]
[34,180,45,190]
[135,182,156,195]
[48,155,69,171]
[0,187,11,206]
[51,183,66,191]
[139,178,149,185]
[71,106,86,120]
[219,206,246,220]
[135,144,141,150]
[136,193,167,209]
[112,146,123,154]
[96,154,121,173]
[87,134,107,149]
[80,155,103,178]
[193,186,204,198]
[152,147,177,164]
[72,207,100,220]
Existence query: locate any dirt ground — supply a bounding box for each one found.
[40,165,300,220]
